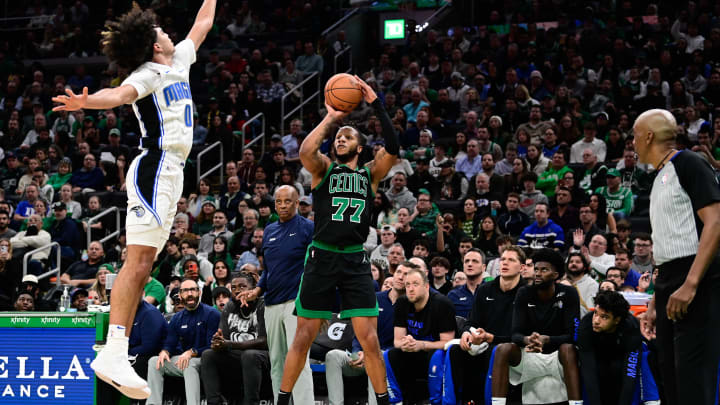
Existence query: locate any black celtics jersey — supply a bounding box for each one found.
[312,162,374,246]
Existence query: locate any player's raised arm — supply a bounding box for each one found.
[187,0,218,51]
[299,104,347,184]
[52,85,138,111]
[355,75,398,187]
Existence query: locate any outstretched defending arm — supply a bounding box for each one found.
[187,0,217,51]
[52,85,138,111]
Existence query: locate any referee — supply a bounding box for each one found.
[635,109,720,405]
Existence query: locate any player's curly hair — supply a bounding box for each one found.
[593,290,630,320]
[101,3,158,72]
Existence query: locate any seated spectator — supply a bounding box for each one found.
[516,106,552,144]
[370,225,397,268]
[201,274,270,405]
[0,152,23,196]
[495,143,518,176]
[448,249,488,318]
[69,153,105,192]
[14,184,41,222]
[16,158,47,196]
[536,151,573,198]
[206,236,234,271]
[101,128,130,159]
[594,169,633,220]
[386,264,456,404]
[129,300,167,388]
[89,264,112,305]
[198,210,233,256]
[10,214,51,275]
[60,240,105,288]
[519,172,549,217]
[256,200,278,228]
[247,180,274,212]
[187,179,213,218]
[14,290,34,311]
[202,260,232,306]
[192,199,216,236]
[219,176,246,222]
[497,193,530,237]
[49,201,82,260]
[153,237,183,286]
[79,196,111,242]
[238,148,258,192]
[436,160,468,200]
[455,139,483,180]
[476,216,501,258]
[0,210,17,239]
[429,256,453,295]
[177,239,213,282]
[578,148,608,195]
[570,122,607,163]
[618,149,651,195]
[143,273,166,308]
[490,248,581,405]
[402,87,430,123]
[235,228,263,272]
[229,209,260,258]
[613,248,642,289]
[518,203,565,251]
[147,278,220,405]
[550,187,579,232]
[56,183,82,219]
[564,252,598,317]
[385,173,417,212]
[410,190,438,238]
[0,238,18,309]
[70,287,89,311]
[295,41,323,74]
[276,167,305,197]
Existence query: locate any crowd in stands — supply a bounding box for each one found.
[1,0,719,403]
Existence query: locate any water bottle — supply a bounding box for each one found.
[59,286,70,312]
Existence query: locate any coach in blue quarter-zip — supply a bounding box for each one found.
[239,185,315,404]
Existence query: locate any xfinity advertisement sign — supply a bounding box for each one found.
[0,316,96,404]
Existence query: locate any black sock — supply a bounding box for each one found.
[376,392,390,405]
[276,390,291,405]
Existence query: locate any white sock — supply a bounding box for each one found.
[105,324,129,353]
[491,398,506,405]
[568,401,584,405]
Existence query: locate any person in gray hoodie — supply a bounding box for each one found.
[385,172,417,212]
[519,172,549,217]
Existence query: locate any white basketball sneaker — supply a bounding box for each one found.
[91,347,151,399]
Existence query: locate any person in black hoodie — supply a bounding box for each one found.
[577,290,642,405]
[490,248,582,405]
[449,246,527,404]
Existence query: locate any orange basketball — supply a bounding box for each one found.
[324,73,363,112]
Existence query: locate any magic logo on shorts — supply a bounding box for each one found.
[130,206,145,218]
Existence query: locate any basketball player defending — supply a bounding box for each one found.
[275,77,398,405]
[51,2,216,399]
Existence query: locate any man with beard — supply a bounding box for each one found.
[275,76,398,405]
[238,185,315,404]
[577,290,651,405]
[324,262,410,405]
[71,288,89,311]
[565,252,599,317]
[490,248,582,405]
[202,274,269,405]
[386,265,456,404]
[147,278,220,405]
[449,246,527,404]
[448,248,487,318]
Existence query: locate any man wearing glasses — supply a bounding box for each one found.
[147,278,220,405]
[631,234,655,274]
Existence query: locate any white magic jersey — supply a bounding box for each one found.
[122,38,196,160]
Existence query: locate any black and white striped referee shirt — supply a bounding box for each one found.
[649,150,720,265]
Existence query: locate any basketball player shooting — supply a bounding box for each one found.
[51,1,216,399]
[274,76,399,405]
